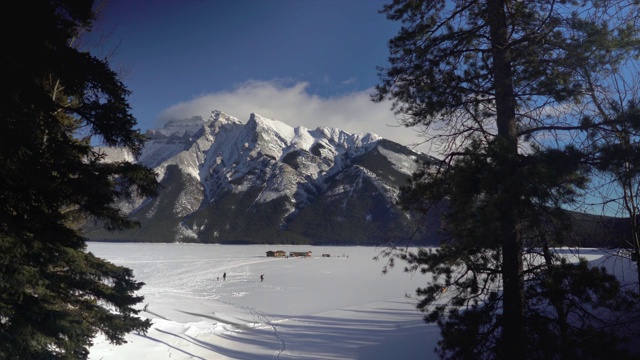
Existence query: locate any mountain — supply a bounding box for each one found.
[86,111,442,245]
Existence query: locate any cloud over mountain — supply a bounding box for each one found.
[155,80,428,153]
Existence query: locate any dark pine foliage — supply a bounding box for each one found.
[374,0,640,358]
[0,1,159,358]
[432,258,640,360]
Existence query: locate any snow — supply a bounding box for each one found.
[87,243,437,359]
[123,110,413,216]
[251,113,297,144]
[85,243,639,359]
[95,147,134,163]
[378,147,418,176]
[155,116,207,138]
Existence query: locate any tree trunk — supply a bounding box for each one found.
[631,210,640,292]
[487,0,525,357]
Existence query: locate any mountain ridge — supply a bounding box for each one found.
[85,110,441,245]
[86,110,632,248]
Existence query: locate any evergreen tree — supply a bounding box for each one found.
[374,0,640,358]
[556,1,640,287]
[0,1,158,358]
[589,102,640,287]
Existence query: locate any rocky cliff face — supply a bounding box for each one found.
[86,110,442,245]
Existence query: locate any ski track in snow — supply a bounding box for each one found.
[102,248,294,357]
[219,299,287,359]
[86,243,640,360]
[130,257,274,299]
[87,243,444,359]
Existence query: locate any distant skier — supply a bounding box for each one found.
[260,274,264,282]
[223,272,226,281]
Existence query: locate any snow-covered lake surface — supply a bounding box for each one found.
[87,243,440,360]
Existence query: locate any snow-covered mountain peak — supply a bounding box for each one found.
[141,110,421,196]
[208,110,241,126]
[152,116,206,138]
[243,113,382,156]
[315,126,382,149]
[247,113,296,141]
[90,109,437,245]
[248,113,320,151]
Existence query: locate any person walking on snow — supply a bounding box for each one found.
[223,272,226,281]
[260,274,264,282]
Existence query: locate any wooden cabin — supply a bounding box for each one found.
[289,251,312,258]
[266,250,287,257]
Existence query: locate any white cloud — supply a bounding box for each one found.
[341,78,357,86]
[156,80,430,153]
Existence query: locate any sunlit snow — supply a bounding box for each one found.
[378,146,418,175]
[102,110,416,221]
[87,243,438,360]
[87,243,638,360]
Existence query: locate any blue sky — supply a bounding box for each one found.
[89,0,430,152]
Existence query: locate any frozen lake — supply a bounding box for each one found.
[87,243,637,359]
[87,242,439,359]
